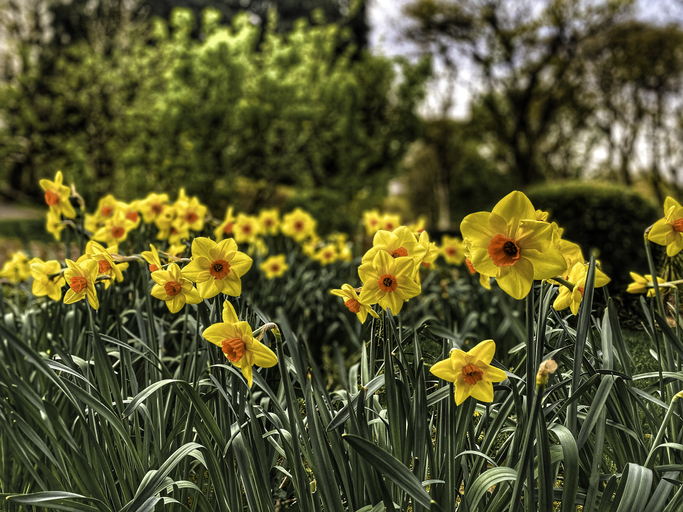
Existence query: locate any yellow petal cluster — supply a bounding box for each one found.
[648,197,683,256]
[202,301,277,387]
[331,284,379,324]
[461,191,567,300]
[260,255,289,279]
[430,339,507,405]
[181,237,253,299]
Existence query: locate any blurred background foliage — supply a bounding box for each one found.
[0,0,428,234]
[3,0,683,285]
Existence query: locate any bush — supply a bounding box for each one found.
[526,180,659,290]
[0,8,429,235]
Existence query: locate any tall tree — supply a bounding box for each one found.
[404,0,633,187]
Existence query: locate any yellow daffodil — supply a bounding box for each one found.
[461,191,567,300]
[233,214,261,245]
[30,259,65,301]
[407,216,427,235]
[363,209,382,236]
[93,211,136,246]
[142,244,163,272]
[46,210,66,241]
[380,213,401,232]
[417,231,439,269]
[358,250,421,314]
[39,171,76,219]
[119,201,141,229]
[1,251,30,283]
[557,239,584,273]
[85,213,105,235]
[331,284,379,324]
[168,221,191,246]
[0,251,31,283]
[63,259,99,309]
[282,208,317,242]
[202,301,277,387]
[441,236,466,266]
[214,207,236,241]
[94,194,120,221]
[151,262,201,313]
[181,237,253,299]
[259,208,280,235]
[553,262,610,315]
[155,207,176,240]
[314,244,338,265]
[174,189,207,232]
[430,339,507,405]
[648,197,683,256]
[77,241,128,290]
[139,193,169,224]
[363,226,427,273]
[260,255,289,279]
[627,272,665,297]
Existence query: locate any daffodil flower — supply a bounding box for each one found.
[202,301,277,387]
[30,259,65,301]
[77,241,128,289]
[141,244,163,272]
[64,259,99,309]
[441,235,466,266]
[181,237,252,299]
[151,263,202,313]
[174,189,208,232]
[331,284,380,324]
[553,262,610,315]
[282,208,317,242]
[461,191,567,300]
[0,251,31,283]
[363,209,382,236]
[260,255,289,279]
[430,339,507,405]
[233,214,261,244]
[214,207,236,241]
[362,226,427,271]
[380,213,401,232]
[139,193,169,224]
[314,244,338,265]
[627,272,666,297]
[418,231,439,269]
[46,210,66,241]
[259,208,280,235]
[358,250,421,314]
[648,197,683,256]
[39,171,76,219]
[93,211,136,246]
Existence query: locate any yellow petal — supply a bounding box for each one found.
[222,301,239,324]
[492,191,536,222]
[430,358,458,382]
[495,259,534,300]
[467,339,496,365]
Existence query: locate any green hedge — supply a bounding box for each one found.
[0,8,429,234]
[526,180,659,291]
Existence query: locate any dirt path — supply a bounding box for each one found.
[0,202,44,220]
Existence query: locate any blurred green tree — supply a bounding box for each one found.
[404,0,633,187]
[0,5,428,234]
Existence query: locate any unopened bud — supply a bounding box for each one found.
[536,359,558,387]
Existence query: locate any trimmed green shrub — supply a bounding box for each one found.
[526,180,659,291]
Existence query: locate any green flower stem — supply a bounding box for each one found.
[644,392,683,469]
[509,377,545,512]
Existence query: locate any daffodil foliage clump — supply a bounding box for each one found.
[2,177,683,511]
